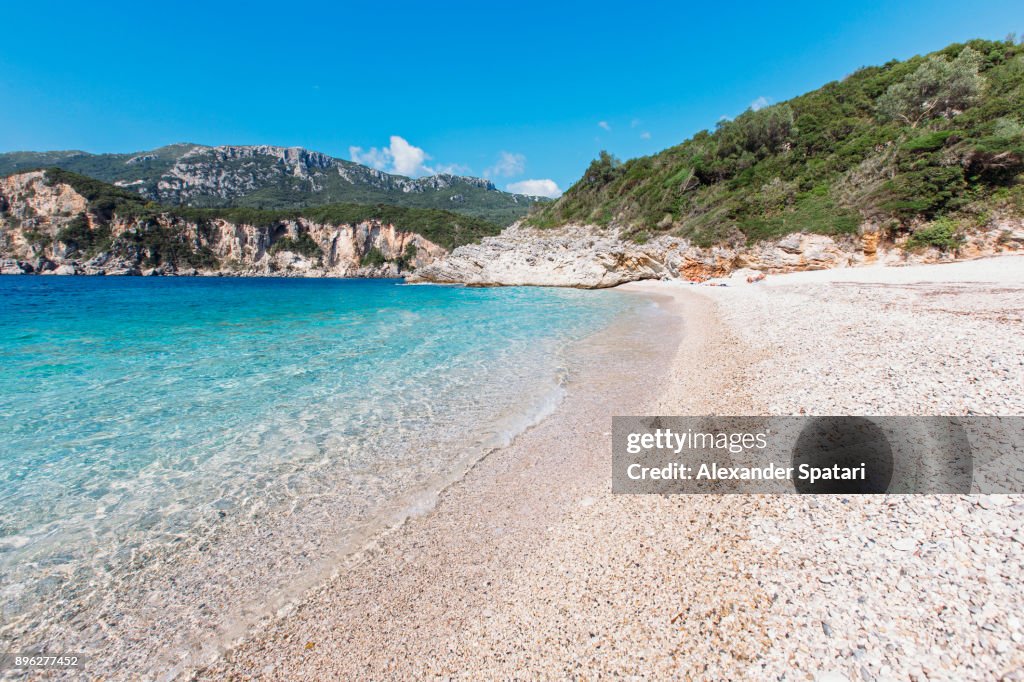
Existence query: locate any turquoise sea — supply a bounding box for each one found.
[0,276,640,670]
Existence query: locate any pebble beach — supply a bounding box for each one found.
[200,255,1024,681]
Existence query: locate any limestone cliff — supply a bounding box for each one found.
[0,171,446,277]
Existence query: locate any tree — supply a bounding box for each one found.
[583,151,622,185]
[876,47,984,128]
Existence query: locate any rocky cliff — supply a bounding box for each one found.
[7,169,1021,285]
[0,171,446,277]
[409,221,1024,288]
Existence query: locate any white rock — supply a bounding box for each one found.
[816,671,851,682]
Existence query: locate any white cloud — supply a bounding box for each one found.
[388,136,429,175]
[430,162,470,176]
[348,144,391,170]
[598,120,611,132]
[484,151,526,179]
[507,179,562,198]
[640,131,652,140]
[750,96,771,111]
[349,135,454,177]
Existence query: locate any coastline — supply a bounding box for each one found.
[5,19,1024,682]
[198,274,763,679]
[201,255,1024,681]
[0,280,640,680]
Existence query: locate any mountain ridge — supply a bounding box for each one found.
[0,143,548,225]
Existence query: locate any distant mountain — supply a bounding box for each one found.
[0,144,548,225]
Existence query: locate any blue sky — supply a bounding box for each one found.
[0,1,1019,197]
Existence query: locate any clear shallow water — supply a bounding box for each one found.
[0,276,636,672]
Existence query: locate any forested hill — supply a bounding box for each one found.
[529,38,1024,247]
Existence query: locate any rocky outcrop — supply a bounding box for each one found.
[0,171,447,277]
[0,169,89,221]
[410,221,1024,288]
[407,225,668,288]
[1,258,34,274]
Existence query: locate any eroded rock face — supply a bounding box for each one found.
[409,225,864,287]
[411,221,1024,288]
[0,258,33,275]
[0,172,447,277]
[188,217,447,277]
[0,171,89,221]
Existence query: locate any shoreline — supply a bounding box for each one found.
[197,274,762,679]
[202,255,1024,681]
[5,242,1021,284]
[0,280,643,680]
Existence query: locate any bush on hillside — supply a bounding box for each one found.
[906,217,963,250]
[527,38,1024,247]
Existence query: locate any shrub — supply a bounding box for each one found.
[906,217,963,250]
[269,231,322,258]
[901,130,958,152]
[876,47,984,128]
[360,246,388,267]
[875,165,967,219]
[56,213,112,255]
[583,151,623,185]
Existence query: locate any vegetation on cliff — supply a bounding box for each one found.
[43,168,501,253]
[529,38,1024,247]
[185,203,500,250]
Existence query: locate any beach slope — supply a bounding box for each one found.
[200,256,1024,681]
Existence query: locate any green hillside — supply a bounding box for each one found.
[529,38,1024,247]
